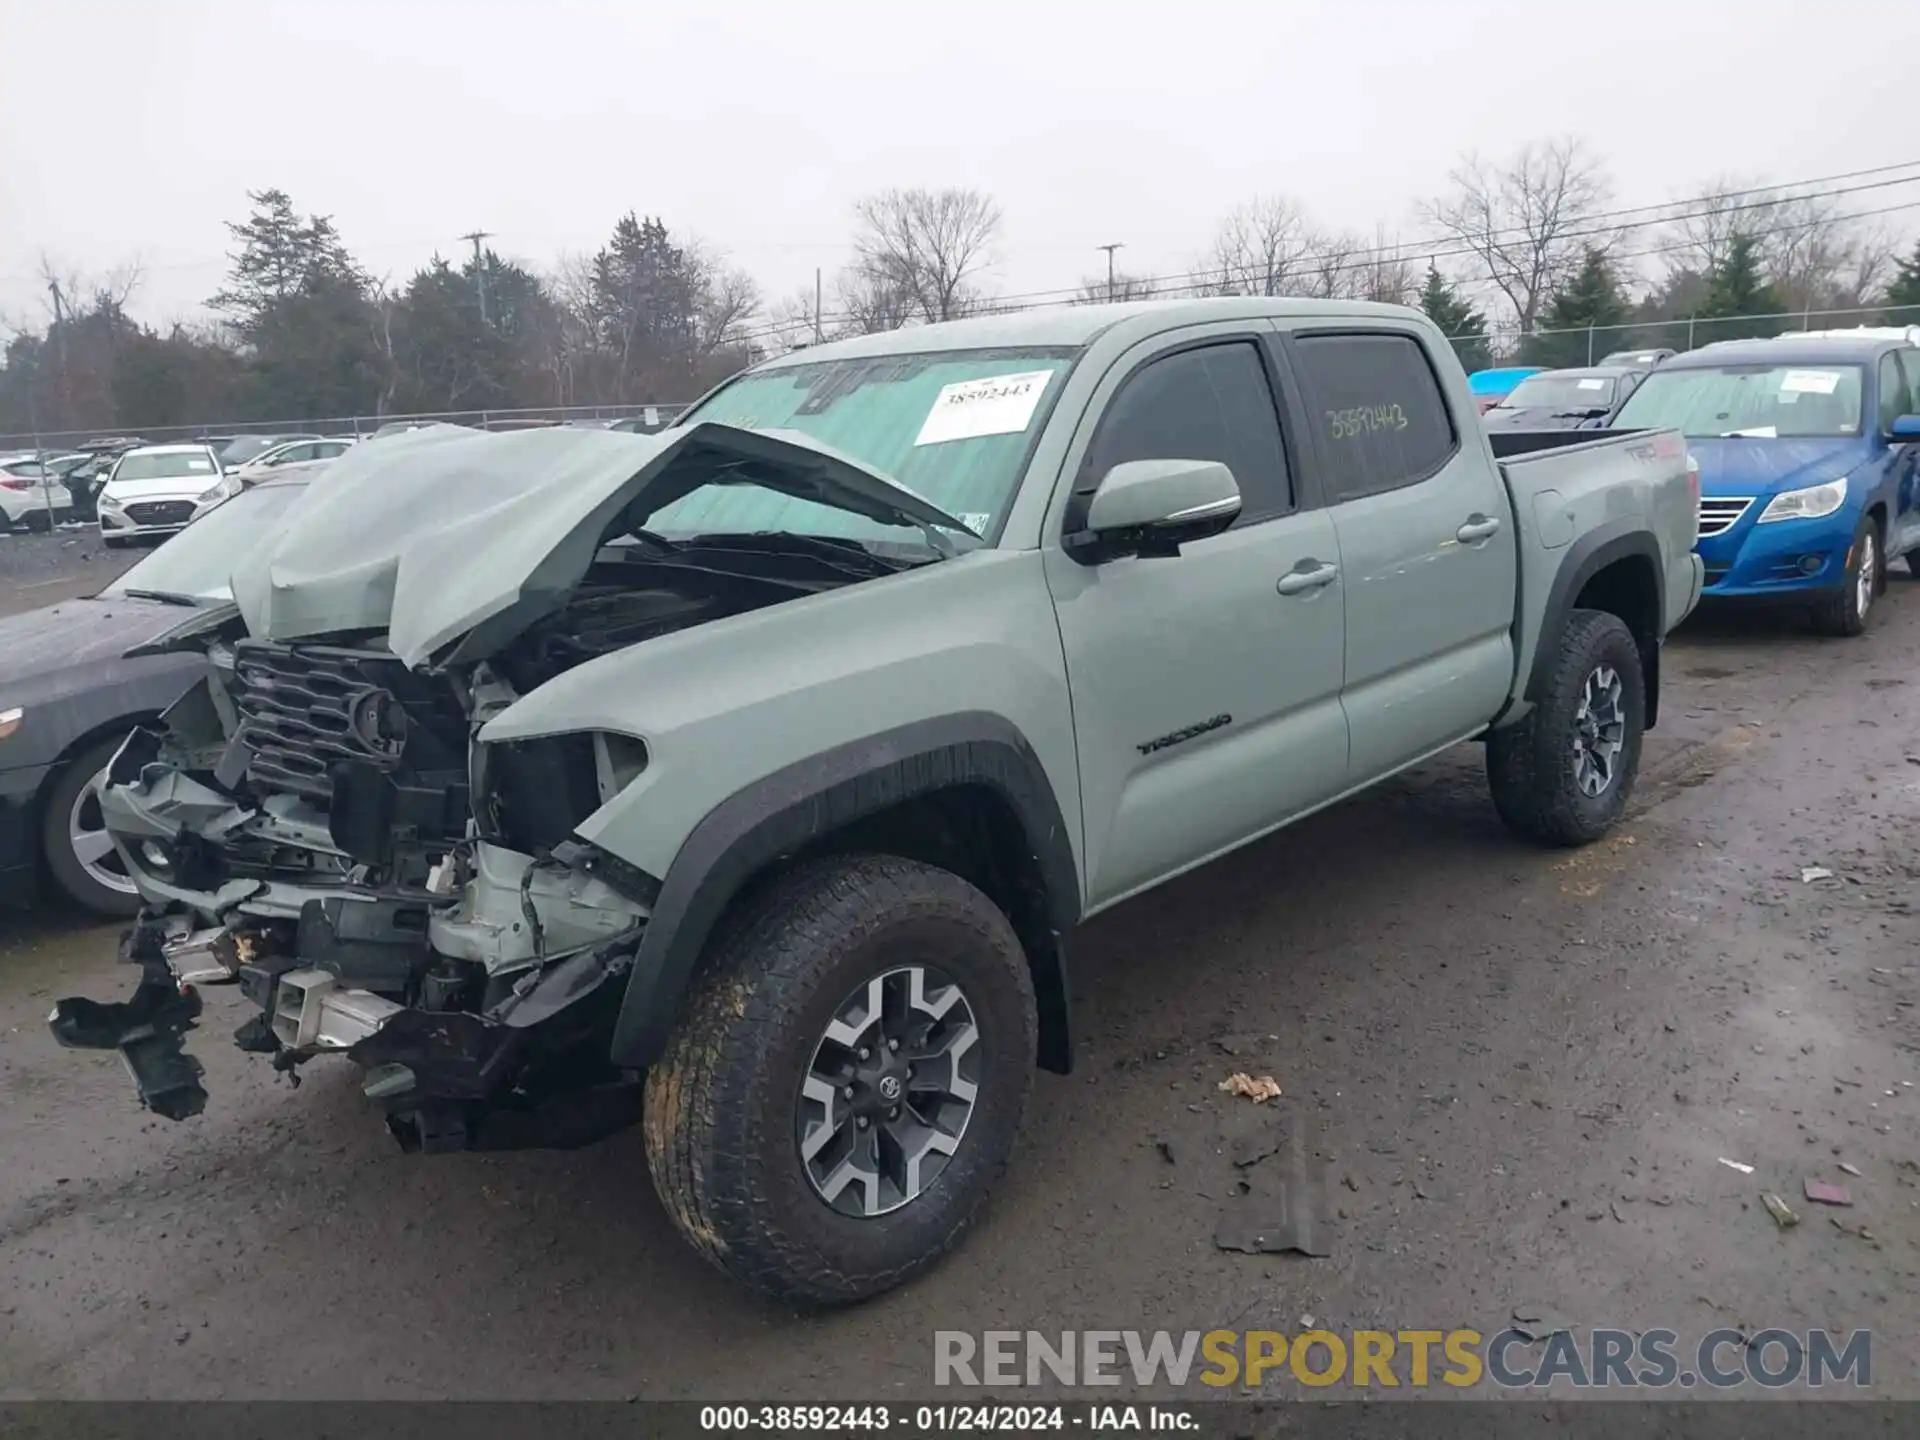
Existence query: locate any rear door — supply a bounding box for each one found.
[1044,326,1349,910]
[1284,326,1516,783]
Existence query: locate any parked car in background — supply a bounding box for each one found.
[608,408,678,434]
[0,452,74,532]
[97,444,233,546]
[0,474,314,915]
[368,420,435,439]
[1599,349,1676,370]
[59,440,146,522]
[212,433,320,469]
[1610,327,1920,635]
[230,436,354,483]
[1481,365,1649,431]
[1467,366,1544,415]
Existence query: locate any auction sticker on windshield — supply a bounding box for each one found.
[1780,370,1842,395]
[915,370,1053,447]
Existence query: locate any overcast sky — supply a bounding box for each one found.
[2,0,1916,334]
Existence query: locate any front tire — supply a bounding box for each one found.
[1812,515,1880,637]
[39,735,142,917]
[1488,609,1645,847]
[644,854,1037,1307]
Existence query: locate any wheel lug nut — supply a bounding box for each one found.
[889,1106,900,1119]
[857,1116,869,1130]
[857,1046,870,1060]
[887,1038,899,1052]
[842,1085,855,1100]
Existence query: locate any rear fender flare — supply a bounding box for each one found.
[1526,522,1666,727]
[608,713,1080,1073]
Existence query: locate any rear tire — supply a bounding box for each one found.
[1811,515,1880,637]
[643,853,1037,1307]
[1488,609,1645,847]
[39,735,142,917]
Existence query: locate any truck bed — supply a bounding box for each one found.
[1488,424,1700,721]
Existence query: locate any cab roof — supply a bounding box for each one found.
[753,296,1432,369]
[1672,331,1918,368]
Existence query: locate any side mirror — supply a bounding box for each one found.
[1891,415,1920,441]
[1066,458,1241,563]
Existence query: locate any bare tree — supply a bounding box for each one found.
[1205,196,1320,296]
[1662,180,1899,318]
[1074,272,1158,304]
[834,263,919,334]
[850,187,1002,325]
[689,246,761,358]
[1424,138,1613,330]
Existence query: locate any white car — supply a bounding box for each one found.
[0,452,75,533]
[96,444,235,547]
[229,436,355,483]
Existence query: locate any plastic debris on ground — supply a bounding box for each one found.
[1761,1192,1799,1229]
[1717,1157,1754,1175]
[1803,1178,1853,1207]
[1510,1306,1574,1342]
[1218,1073,1282,1103]
[1799,866,1833,883]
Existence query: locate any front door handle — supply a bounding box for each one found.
[1276,561,1339,596]
[1456,514,1502,544]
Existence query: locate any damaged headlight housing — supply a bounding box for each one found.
[474,729,649,855]
[1757,476,1848,524]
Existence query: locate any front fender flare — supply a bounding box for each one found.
[608,713,1080,1073]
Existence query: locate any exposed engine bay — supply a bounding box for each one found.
[50,422,966,1151]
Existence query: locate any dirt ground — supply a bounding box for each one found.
[1,567,1916,1403]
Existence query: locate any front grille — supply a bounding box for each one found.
[125,500,195,527]
[230,641,466,801]
[1696,497,1752,538]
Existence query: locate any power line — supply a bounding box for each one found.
[735,169,1920,346]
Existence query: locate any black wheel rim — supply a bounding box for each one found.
[1571,664,1625,798]
[796,964,981,1218]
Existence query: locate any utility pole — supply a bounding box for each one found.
[814,267,824,344]
[1097,243,1125,302]
[460,229,494,325]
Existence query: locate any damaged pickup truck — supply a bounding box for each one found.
[51,298,1702,1306]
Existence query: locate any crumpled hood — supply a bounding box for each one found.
[0,595,204,701]
[228,422,970,669]
[1685,436,1871,497]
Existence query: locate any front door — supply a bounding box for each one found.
[1044,331,1349,912]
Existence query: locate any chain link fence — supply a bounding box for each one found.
[0,402,694,456]
[6,301,1920,454]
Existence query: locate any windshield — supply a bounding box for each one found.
[663,346,1080,546]
[1497,375,1618,411]
[102,485,306,600]
[111,450,220,483]
[1613,364,1864,438]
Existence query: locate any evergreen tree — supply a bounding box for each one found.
[1418,265,1492,373]
[1885,238,1920,321]
[1691,232,1783,343]
[1521,248,1630,369]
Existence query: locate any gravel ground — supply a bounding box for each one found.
[2,580,1917,1404]
[0,528,141,614]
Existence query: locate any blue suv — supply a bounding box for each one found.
[1610,328,1920,635]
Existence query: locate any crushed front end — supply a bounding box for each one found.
[54,629,656,1153]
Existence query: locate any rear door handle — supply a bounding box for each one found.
[1276,561,1339,596]
[1456,514,1502,544]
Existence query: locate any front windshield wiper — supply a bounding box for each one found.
[114,588,203,607]
[623,526,681,556]
[685,531,911,578]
